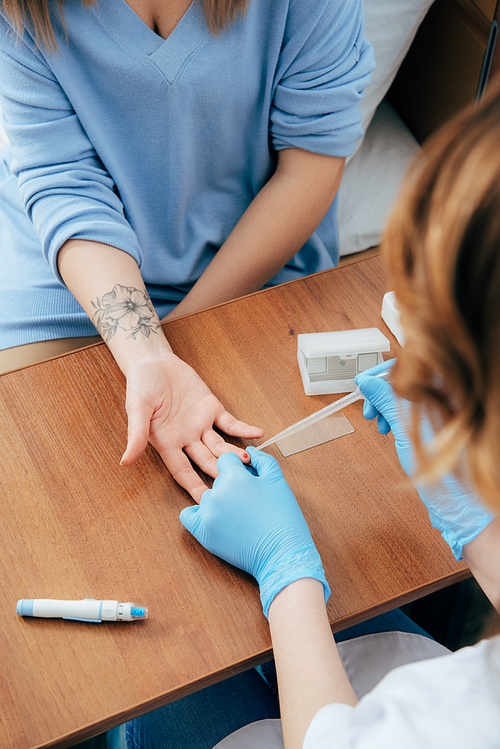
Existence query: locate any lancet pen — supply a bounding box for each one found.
[17,599,148,623]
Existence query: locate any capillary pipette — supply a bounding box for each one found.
[255,369,390,452]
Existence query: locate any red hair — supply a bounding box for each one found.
[384,79,500,513]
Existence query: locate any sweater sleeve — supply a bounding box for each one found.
[270,0,374,157]
[0,16,143,284]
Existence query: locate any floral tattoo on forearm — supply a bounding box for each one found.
[91,284,161,342]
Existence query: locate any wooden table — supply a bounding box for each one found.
[0,256,468,749]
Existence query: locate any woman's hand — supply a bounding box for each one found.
[120,351,263,501]
[57,241,263,501]
[355,361,494,560]
[180,448,330,617]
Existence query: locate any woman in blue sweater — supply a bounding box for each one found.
[0,0,373,497]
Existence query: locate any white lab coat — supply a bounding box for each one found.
[214,632,500,748]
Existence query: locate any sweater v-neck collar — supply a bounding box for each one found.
[94,0,209,82]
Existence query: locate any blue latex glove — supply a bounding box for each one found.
[180,447,330,618]
[355,360,494,560]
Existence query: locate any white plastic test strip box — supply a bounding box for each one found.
[297,328,390,395]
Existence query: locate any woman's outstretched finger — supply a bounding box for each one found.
[157,443,209,503]
[201,428,251,464]
[214,409,264,440]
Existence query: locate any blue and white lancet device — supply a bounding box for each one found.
[17,598,148,623]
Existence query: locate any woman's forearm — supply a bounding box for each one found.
[462,518,500,612]
[57,239,172,373]
[57,238,262,494]
[268,578,357,749]
[166,149,345,319]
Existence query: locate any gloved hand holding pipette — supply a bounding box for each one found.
[180,448,330,618]
[355,360,494,560]
[256,367,391,452]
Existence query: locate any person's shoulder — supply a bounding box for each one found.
[383,636,500,721]
[284,0,362,16]
[0,10,43,63]
[276,0,363,40]
[253,0,354,21]
[452,635,500,675]
[305,638,500,749]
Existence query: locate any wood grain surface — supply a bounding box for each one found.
[0,256,468,748]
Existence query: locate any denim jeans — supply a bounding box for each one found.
[126,609,432,749]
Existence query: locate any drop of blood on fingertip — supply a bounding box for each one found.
[243,452,249,459]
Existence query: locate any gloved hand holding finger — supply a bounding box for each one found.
[180,447,329,617]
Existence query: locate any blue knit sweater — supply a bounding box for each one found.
[0,0,374,346]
